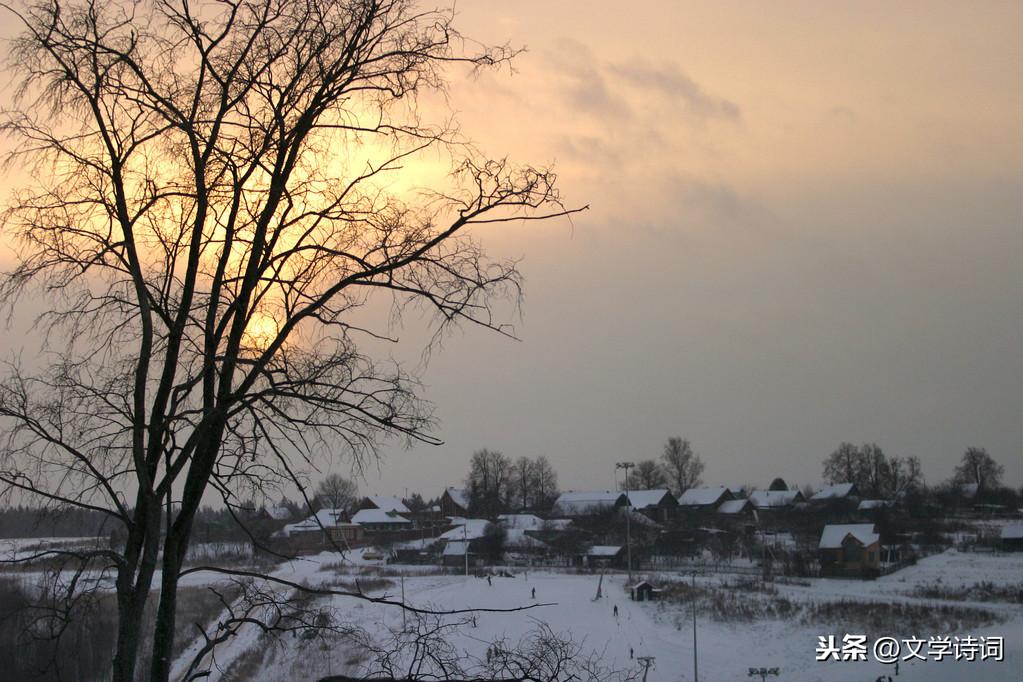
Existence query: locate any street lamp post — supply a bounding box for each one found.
[615,461,634,582]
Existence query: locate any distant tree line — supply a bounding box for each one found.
[617,437,705,495]
[464,449,559,516]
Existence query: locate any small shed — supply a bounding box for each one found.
[582,545,624,568]
[1001,524,1023,552]
[627,580,662,602]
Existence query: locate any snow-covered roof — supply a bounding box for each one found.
[279,508,347,536]
[444,487,468,509]
[497,513,545,529]
[811,483,857,501]
[363,496,410,513]
[677,486,731,507]
[819,523,879,549]
[623,507,661,527]
[438,518,490,541]
[586,545,622,556]
[717,499,752,515]
[748,489,802,508]
[553,491,627,516]
[443,540,469,556]
[504,528,549,549]
[857,499,892,511]
[959,483,979,499]
[1000,524,1023,540]
[350,508,410,525]
[626,489,676,508]
[264,504,292,520]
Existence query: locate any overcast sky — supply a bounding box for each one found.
[2,1,1022,500]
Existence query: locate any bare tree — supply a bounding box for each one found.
[660,437,703,495]
[0,0,578,680]
[822,443,923,498]
[822,442,862,488]
[532,455,559,512]
[953,447,1003,492]
[509,455,534,511]
[624,459,667,491]
[465,448,512,516]
[316,473,359,512]
[344,611,640,682]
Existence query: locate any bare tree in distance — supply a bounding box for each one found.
[0,0,580,679]
[532,455,559,511]
[660,437,704,495]
[624,459,668,491]
[465,448,512,516]
[822,443,923,498]
[952,447,1003,493]
[510,455,535,511]
[315,473,359,512]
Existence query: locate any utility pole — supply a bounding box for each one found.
[463,521,469,577]
[692,571,699,682]
[615,462,635,582]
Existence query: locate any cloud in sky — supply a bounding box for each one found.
[606,59,740,121]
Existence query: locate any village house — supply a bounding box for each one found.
[440,487,469,517]
[677,486,734,510]
[626,489,678,523]
[818,523,881,577]
[748,489,805,510]
[356,495,410,514]
[552,491,628,517]
[810,483,859,503]
[273,508,365,553]
[350,508,412,533]
[716,498,757,532]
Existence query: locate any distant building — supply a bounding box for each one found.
[1000,524,1023,552]
[357,496,410,514]
[581,545,624,568]
[440,487,469,516]
[818,523,881,577]
[438,518,491,542]
[810,483,859,503]
[717,498,757,531]
[273,508,364,552]
[748,489,805,510]
[627,580,663,602]
[677,486,734,509]
[442,539,474,568]
[350,508,412,532]
[626,489,678,523]
[552,491,628,517]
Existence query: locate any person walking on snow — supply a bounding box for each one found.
[531,587,536,599]
[613,604,618,617]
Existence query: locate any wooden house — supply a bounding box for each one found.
[818,523,881,577]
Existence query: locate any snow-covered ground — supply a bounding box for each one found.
[171,547,1021,682]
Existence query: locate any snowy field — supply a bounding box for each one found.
[169,548,1022,682]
